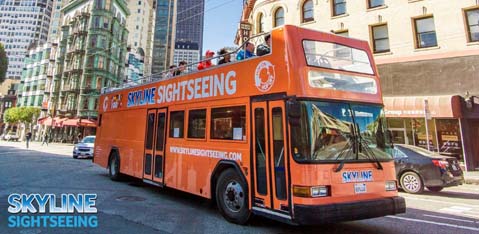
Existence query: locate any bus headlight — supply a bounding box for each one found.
[385,181,397,191]
[293,186,330,197]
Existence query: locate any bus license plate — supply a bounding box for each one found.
[354,183,367,194]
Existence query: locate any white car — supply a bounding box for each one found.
[73,136,96,159]
[3,133,19,141]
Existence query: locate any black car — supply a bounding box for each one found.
[392,144,464,194]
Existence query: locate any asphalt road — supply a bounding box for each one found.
[0,141,478,234]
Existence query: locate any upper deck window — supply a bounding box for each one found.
[303,40,374,75]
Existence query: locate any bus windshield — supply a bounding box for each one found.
[303,40,374,75]
[291,101,392,163]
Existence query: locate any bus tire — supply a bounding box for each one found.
[108,152,122,181]
[216,168,250,225]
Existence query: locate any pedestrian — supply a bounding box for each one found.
[42,133,49,146]
[218,48,231,65]
[256,34,271,56]
[197,50,215,70]
[236,42,255,61]
[25,131,32,149]
[77,133,83,143]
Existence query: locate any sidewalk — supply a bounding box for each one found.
[464,171,479,185]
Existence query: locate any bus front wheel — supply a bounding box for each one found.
[109,152,122,181]
[216,168,250,224]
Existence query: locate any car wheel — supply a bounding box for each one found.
[427,186,444,192]
[216,169,250,225]
[400,171,424,194]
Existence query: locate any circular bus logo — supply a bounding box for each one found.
[254,61,275,92]
[102,96,109,111]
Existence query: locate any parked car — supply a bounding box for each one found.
[73,136,96,159]
[392,144,464,194]
[3,132,19,141]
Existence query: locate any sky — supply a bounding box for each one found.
[202,0,244,55]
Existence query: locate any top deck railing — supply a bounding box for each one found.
[102,32,270,94]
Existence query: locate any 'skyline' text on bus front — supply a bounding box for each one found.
[127,71,237,108]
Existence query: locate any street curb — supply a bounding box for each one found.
[465,178,479,185]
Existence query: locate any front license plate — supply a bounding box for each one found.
[354,183,367,194]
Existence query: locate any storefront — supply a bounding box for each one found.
[383,95,479,171]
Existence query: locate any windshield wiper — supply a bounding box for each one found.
[333,126,357,172]
[357,132,383,170]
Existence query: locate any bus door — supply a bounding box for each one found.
[252,100,290,215]
[143,108,167,184]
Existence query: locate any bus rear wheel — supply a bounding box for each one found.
[109,152,122,181]
[216,169,250,225]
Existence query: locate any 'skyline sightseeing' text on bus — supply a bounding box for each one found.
[93,25,405,225]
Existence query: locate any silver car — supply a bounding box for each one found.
[73,136,96,159]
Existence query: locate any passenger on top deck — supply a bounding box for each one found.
[256,34,271,56]
[197,50,215,70]
[218,48,231,65]
[236,42,255,61]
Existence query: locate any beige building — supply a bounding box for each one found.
[240,0,479,171]
[125,0,155,76]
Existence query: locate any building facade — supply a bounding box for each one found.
[0,0,53,80]
[125,0,154,78]
[48,0,69,42]
[173,0,204,64]
[241,0,479,171]
[152,0,176,74]
[172,41,200,66]
[45,0,129,140]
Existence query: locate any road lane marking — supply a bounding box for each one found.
[387,216,479,231]
[440,206,473,213]
[402,195,479,208]
[423,214,478,223]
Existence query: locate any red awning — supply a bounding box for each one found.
[78,119,97,127]
[37,117,49,124]
[63,118,80,126]
[384,95,462,118]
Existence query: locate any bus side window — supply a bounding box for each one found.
[169,111,185,138]
[210,106,246,141]
[187,109,206,139]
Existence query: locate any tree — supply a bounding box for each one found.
[0,43,7,84]
[3,107,41,125]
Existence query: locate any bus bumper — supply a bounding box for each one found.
[293,196,406,225]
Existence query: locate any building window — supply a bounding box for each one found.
[368,0,384,9]
[302,0,314,23]
[371,24,390,53]
[464,7,479,42]
[413,16,437,48]
[332,0,346,16]
[257,13,264,33]
[274,7,285,27]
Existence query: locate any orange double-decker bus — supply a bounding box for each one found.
[94,25,405,225]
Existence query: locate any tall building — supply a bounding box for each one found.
[46,0,129,138]
[173,0,204,63]
[0,0,53,80]
[18,43,57,110]
[48,0,69,42]
[172,41,199,66]
[152,0,176,75]
[240,0,479,171]
[125,0,155,79]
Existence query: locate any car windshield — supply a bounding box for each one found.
[81,137,95,144]
[290,101,392,162]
